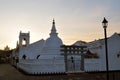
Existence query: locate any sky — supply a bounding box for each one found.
[0,0,120,49]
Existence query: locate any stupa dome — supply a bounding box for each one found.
[44,19,63,48]
[45,36,63,48]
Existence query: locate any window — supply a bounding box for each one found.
[71,56,74,63]
[22,38,27,46]
[117,51,120,58]
[36,55,40,59]
[22,54,26,59]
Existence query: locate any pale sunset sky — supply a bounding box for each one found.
[0,0,120,49]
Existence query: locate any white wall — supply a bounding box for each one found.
[18,58,65,74]
[107,33,120,70]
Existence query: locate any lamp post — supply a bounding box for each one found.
[102,17,109,80]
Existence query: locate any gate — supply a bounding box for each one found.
[61,45,87,72]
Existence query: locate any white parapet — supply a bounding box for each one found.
[18,58,65,74]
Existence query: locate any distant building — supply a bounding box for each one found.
[73,40,87,46]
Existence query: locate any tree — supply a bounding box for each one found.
[4,45,10,51]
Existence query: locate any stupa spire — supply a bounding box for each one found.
[50,19,58,36]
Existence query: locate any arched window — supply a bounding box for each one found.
[36,55,40,59]
[22,38,27,46]
[22,54,26,59]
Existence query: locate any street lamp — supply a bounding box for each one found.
[102,17,109,80]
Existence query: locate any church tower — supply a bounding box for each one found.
[19,31,30,48]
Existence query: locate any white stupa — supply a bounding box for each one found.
[17,19,65,74]
[45,19,63,49]
[42,19,63,57]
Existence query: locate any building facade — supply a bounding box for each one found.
[74,33,120,71]
[12,20,120,74]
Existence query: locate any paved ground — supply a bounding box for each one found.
[0,64,119,80]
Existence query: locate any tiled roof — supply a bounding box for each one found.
[85,50,99,58]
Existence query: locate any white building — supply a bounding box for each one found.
[74,33,120,71]
[12,19,120,74]
[17,20,65,74]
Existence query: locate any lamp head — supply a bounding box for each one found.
[102,17,108,29]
